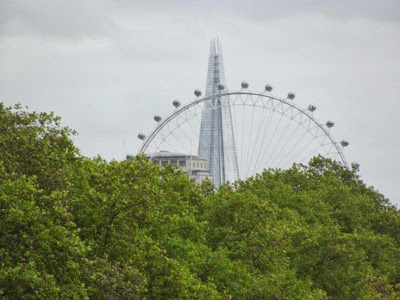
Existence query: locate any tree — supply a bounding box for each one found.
[1,103,399,299]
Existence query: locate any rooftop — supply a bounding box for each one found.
[147,150,203,160]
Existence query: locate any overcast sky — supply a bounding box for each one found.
[1,0,399,205]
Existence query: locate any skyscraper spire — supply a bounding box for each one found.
[198,38,239,187]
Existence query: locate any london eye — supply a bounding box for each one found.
[136,38,349,187]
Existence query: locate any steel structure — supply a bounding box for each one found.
[137,89,349,184]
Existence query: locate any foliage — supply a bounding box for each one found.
[1,102,399,299]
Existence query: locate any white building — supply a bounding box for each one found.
[128,151,213,186]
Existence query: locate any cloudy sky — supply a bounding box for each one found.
[1,0,399,205]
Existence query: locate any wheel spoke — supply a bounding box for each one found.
[138,91,347,184]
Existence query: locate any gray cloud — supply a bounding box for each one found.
[0,0,115,38]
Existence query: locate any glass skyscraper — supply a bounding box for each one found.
[198,38,239,187]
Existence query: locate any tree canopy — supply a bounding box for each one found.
[1,103,399,299]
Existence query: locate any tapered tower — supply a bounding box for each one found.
[198,38,239,187]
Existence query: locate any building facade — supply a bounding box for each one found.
[145,151,214,185]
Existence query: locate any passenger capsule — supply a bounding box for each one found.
[138,133,146,140]
[341,140,349,147]
[194,89,202,97]
[172,100,181,108]
[241,81,249,89]
[287,92,296,100]
[265,84,273,92]
[351,162,360,169]
[308,105,316,112]
[326,120,334,128]
[217,82,225,91]
[153,115,162,122]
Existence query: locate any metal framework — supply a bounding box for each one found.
[137,89,348,184]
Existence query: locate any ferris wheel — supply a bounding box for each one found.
[137,82,349,184]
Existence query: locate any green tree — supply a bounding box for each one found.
[1,103,399,299]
